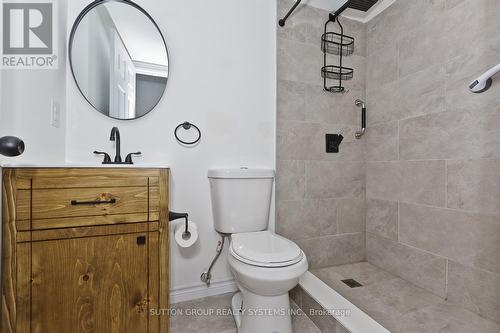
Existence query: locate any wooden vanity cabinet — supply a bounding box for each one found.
[1,168,169,333]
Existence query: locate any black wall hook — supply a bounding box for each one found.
[174,122,201,145]
[0,136,24,157]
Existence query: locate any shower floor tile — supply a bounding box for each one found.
[310,262,500,333]
[169,292,321,333]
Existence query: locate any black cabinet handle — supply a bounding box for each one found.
[71,198,116,205]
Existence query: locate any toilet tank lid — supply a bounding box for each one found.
[208,168,275,179]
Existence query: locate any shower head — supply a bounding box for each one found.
[347,0,380,12]
[469,63,500,93]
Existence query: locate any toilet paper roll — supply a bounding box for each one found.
[174,221,198,248]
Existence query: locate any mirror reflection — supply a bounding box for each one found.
[70,1,169,120]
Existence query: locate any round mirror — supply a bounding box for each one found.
[69,0,169,120]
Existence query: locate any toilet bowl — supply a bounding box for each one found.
[228,231,308,333]
[208,168,308,333]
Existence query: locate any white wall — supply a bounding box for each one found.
[65,0,277,299]
[0,0,67,164]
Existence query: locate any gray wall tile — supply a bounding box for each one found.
[365,121,398,161]
[366,233,447,298]
[366,199,398,241]
[366,81,399,124]
[397,64,446,120]
[399,109,500,160]
[366,46,398,90]
[395,301,500,333]
[276,199,337,240]
[399,203,500,274]
[277,80,306,121]
[366,3,400,55]
[276,160,305,200]
[447,159,500,217]
[306,161,365,199]
[366,161,446,206]
[444,0,500,60]
[304,85,359,126]
[337,197,365,234]
[297,233,365,269]
[447,261,500,322]
[277,37,323,85]
[398,23,447,78]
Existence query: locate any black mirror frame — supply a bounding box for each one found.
[68,0,170,121]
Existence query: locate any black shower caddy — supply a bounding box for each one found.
[279,0,380,93]
[321,13,354,93]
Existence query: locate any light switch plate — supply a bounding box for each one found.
[51,100,60,128]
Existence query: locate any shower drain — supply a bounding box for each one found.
[341,279,363,288]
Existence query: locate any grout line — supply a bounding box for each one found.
[394,200,500,217]
[397,239,451,260]
[397,201,400,242]
[303,160,308,200]
[366,231,396,243]
[445,259,449,298]
[367,157,500,162]
[444,160,448,207]
[397,120,400,161]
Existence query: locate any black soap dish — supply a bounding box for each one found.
[321,32,354,56]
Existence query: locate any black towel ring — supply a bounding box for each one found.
[174,122,201,145]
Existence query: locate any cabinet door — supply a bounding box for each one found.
[28,233,153,333]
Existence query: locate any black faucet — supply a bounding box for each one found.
[110,127,122,163]
[94,127,141,164]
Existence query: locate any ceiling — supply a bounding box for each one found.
[304,0,396,22]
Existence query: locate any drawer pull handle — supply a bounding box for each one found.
[70,198,116,205]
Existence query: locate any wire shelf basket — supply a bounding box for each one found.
[321,65,354,81]
[324,85,346,93]
[321,32,354,56]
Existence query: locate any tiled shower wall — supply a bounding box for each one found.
[365,0,500,322]
[276,0,367,269]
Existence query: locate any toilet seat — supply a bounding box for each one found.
[230,231,303,268]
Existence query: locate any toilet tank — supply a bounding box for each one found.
[208,168,275,234]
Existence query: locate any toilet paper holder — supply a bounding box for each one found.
[169,211,190,239]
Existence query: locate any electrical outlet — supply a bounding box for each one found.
[51,100,60,128]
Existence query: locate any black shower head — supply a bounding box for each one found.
[347,0,379,12]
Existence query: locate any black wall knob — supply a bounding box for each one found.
[0,136,25,157]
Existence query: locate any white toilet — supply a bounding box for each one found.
[208,168,308,333]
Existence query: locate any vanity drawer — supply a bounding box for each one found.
[13,168,160,189]
[16,186,160,229]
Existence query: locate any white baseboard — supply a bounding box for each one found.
[170,278,238,304]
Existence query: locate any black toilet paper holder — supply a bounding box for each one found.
[169,211,190,238]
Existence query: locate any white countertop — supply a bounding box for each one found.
[0,161,169,168]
